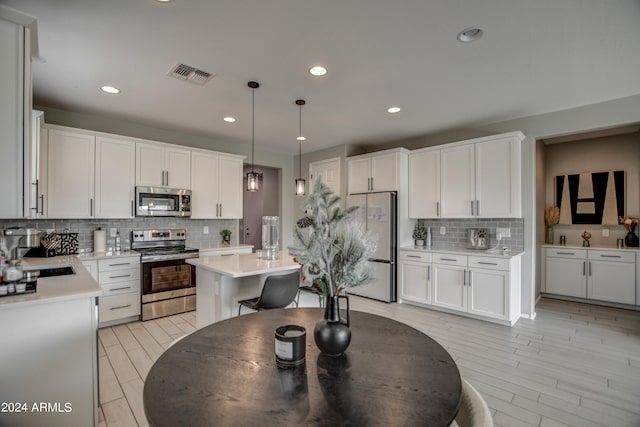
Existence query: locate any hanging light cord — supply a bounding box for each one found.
[298,104,302,179]
[251,86,255,173]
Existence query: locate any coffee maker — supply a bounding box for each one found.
[2,228,41,260]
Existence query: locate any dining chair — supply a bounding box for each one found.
[296,284,324,308]
[449,378,493,427]
[237,271,301,315]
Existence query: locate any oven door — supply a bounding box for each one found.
[141,259,196,295]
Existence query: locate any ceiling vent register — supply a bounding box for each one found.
[167,63,214,85]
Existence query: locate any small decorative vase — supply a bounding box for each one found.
[314,295,351,356]
[223,236,231,246]
[414,239,425,247]
[624,231,639,248]
[545,226,554,244]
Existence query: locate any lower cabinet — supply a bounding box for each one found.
[543,247,636,306]
[83,255,141,327]
[399,249,521,325]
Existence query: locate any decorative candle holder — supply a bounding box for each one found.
[275,325,306,367]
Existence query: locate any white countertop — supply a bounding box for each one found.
[76,250,141,260]
[540,243,640,252]
[198,244,254,253]
[399,245,524,258]
[0,256,102,308]
[187,251,299,278]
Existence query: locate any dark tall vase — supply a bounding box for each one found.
[624,231,639,248]
[314,295,351,356]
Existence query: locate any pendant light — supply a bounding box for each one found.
[295,99,307,195]
[246,81,260,192]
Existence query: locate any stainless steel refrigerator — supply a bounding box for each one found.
[346,192,396,302]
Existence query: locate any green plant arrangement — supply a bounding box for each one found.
[288,179,376,297]
[412,223,427,240]
[220,229,232,246]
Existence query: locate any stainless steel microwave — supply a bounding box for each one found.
[135,187,192,217]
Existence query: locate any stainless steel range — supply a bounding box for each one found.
[132,229,199,321]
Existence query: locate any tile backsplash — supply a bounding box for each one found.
[0,218,239,252]
[416,218,524,252]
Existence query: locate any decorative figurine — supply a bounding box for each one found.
[581,230,591,247]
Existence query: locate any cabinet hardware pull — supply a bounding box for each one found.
[463,269,467,286]
[108,274,131,279]
[39,195,44,215]
[440,258,457,262]
[110,286,132,291]
[427,265,430,281]
[220,204,222,217]
[407,255,421,258]
[478,262,498,265]
[110,304,132,310]
[436,201,440,217]
[557,252,575,255]
[583,261,586,276]
[588,262,591,276]
[166,171,169,185]
[221,254,233,256]
[476,200,479,216]
[371,177,374,190]
[471,200,474,216]
[31,180,39,213]
[599,254,621,258]
[131,200,134,217]
[469,270,472,287]
[90,198,94,216]
[108,263,131,267]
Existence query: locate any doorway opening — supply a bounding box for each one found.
[242,165,281,251]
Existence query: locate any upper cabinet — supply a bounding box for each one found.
[0,8,35,218]
[347,149,407,194]
[44,125,136,219]
[136,142,191,188]
[409,131,523,219]
[191,150,244,219]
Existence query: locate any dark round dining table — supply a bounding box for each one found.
[143,308,461,426]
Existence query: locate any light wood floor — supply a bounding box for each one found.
[98,297,640,427]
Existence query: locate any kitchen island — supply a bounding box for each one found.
[187,252,300,328]
[0,256,102,427]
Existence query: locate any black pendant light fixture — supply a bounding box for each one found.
[246,81,260,192]
[295,99,306,196]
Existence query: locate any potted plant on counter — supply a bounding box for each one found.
[220,229,232,246]
[412,223,427,246]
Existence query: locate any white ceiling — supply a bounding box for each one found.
[4,0,640,154]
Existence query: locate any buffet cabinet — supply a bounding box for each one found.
[542,246,637,306]
[399,248,522,326]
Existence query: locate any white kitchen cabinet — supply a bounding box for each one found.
[399,250,432,305]
[432,254,468,312]
[544,248,587,298]
[25,110,46,218]
[95,135,136,218]
[97,255,141,327]
[440,144,475,218]
[136,141,191,188]
[468,258,511,321]
[409,132,523,219]
[409,149,440,218]
[347,149,407,194]
[46,127,95,218]
[191,149,244,219]
[0,9,34,218]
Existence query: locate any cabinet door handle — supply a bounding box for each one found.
[439,258,457,262]
[220,203,222,217]
[468,270,472,287]
[108,274,131,279]
[31,180,39,213]
[131,200,135,217]
[436,201,440,217]
[478,262,498,266]
[407,255,421,259]
[557,252,575,255]
[588,262,592,276]
[110,304,132,311]
[107,262,131,267]
[39,195,44,215]
[463,269,467,286]
[166,171,169,185]
[599,254,621,258]
[427,265,430,281]
[476,200,479,216]
[90,198,94,216]
[471,200,475,216]
[583,261,586,276]
[371,177,374,191]
[109,286,132,292]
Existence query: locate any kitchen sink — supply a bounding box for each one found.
[37,266,75,277]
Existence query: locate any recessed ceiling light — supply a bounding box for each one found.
[297,136,307,141]
[100,85,120,94]
[387,107,401,114]
[223,116,236,123]
[309,66,327,77]
[457,27,483,43]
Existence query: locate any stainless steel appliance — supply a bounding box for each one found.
[132,229,199,320]
[346,192,397,302]
[3,228,41,259]
[135,186,192,217]
[467,228,489,250]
